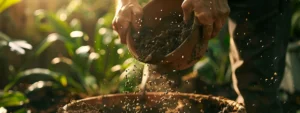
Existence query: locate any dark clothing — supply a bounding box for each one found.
[228,0,291,112]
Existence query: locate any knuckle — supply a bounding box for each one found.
[181,1,190,10]
[134,9,143,16]
[220,7,230,16]
[196,12,214,24]
[112,20,118,26]
[198,12,213,19]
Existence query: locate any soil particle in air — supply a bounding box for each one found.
[132,12,194,63]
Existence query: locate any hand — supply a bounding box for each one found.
[182,0,230,40]
[112,0,143,44]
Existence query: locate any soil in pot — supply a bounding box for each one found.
[132,12,194,63]
[59,92,245,113]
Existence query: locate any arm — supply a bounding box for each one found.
[182,0,230,40]
[113,0,143,44]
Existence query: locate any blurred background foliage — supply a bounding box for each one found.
[0,0,299,112]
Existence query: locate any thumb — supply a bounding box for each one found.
[181,0,193,23]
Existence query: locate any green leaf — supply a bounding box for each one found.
[25,81,55,93]
[13,108,27,113]
[65,0,82,15]
[118,63,144,92]
[0,32,11,41]
[0,91,28,107]
[4,68,61,91]
[34,33,74,56]
[84,75,98,94]
[0,0,21,13]
[194,58,216,84]
[46,13,72,38]
[60,75,68,87]
[70,19,82,31]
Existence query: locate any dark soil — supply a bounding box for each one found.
[132,12,194,63]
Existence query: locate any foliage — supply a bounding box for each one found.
[0,0,136,112]
[194,35,231,85]
[0,0,21,13]
[0,32,32,55]
[0,91,28,107]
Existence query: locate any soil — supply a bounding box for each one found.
[132,12,194,63]
[60,93,245,113]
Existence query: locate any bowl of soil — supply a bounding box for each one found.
[127,0,208,71]
[58,92,246,113]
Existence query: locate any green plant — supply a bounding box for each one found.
[0,0,139,112]
[0,0,21,13]
[194,35,231,85]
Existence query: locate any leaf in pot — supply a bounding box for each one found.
[4,68,61,92]
[0,0,21,13]
[0,91,28,107]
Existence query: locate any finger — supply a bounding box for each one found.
[195,12,214,25]
[212,19,223,38]
[117,18,130,44]
[126,27,132,44]
[203,24,214,40]
[131,8,143,31]
[112,19,117,31]
[181,0,193,23]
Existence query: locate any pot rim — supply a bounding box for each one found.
[59,92,246,113]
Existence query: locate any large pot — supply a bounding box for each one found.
[126,0,208,71]
[58,92,246,113]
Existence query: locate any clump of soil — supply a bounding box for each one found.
[132,12,194,63]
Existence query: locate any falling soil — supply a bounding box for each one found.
[132,12,194,63]
[59,93,245,113]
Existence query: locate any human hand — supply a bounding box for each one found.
[112,0,143,44]
[182,0,230,40]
